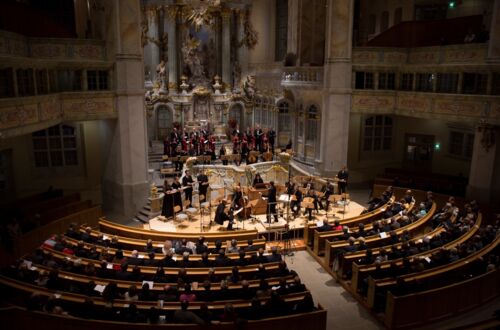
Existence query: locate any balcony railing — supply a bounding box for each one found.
[281,67,323,87]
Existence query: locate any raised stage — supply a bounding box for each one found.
[146,200,365,236]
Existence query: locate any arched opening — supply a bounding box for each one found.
[277,100,292,147]
[305,104,320,161]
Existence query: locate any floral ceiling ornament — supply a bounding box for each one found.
[182,0,222,31]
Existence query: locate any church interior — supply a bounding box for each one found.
[0,0,499,329]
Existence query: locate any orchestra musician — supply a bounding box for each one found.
[172,175,183,211]
[232,185,244,210]
[252,173,264,187]
[219,145,228,165]
[254,125,263,152]
[182,170,194,206]
[337,165,349,194]
[214,200,230,225]
[304,188,321,221]
[267,181,278,223]
[268,128,276,153]
[291,185,303,217]
[322,179,335,211]
[197,171,209,203]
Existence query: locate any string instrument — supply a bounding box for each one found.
[247,151,259,164]
[262,151,273,162]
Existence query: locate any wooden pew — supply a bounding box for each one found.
[42,246,282,278]
[11,206,102,259]
[366,234,500,309]
[350,213,482,294]
[0,274,309,311]
[38,200,92,226]
[324,202,437,270]
[385,268,500,329]
[79,226,267,250]
[312,199,414,255]
[0,300,327,330]
[63,235,266,261]
[98,218,259,242]
[303,196,395,247]
[341,224,446,279]
[25,263,296,293]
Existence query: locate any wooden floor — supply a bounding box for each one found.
[145,200,365,235]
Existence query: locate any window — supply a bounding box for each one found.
[400,73,414,91]
[462,73,487,95]
[378,72,395,90]
[415,73,434,92]
[355,72,374,89]
[306,105,319,144]
[58,70,82,91]
[380,11,389,32]
[493,73,500,95]
[436,73,458,93]
[87,70,108,90]
[275,0,288,62]
[17,69,35,96]
[32,124,78,167]
[363,115,393,152]
[36,69,49,94]
[278,101,291,132]
[394,8,403,25]
[368,14,377,34]
[449,131,474,159]
[0,68,14,98]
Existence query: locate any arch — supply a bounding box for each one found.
[156,104,174,140]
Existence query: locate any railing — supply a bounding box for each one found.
[281,67,323,86]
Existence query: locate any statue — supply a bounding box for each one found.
[243,75,256,99]
[156,60,168,93]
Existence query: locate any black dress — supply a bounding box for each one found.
[162,185,175,218]
[172,181,183,211]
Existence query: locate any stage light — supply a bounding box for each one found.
[434,143,441,151]
[448,2,456,9]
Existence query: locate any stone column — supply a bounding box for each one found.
[144,7,160,82]
[467,125,500,204]
[102,0,149,219]
[488,0,500,61]
[221,9,232,87]
[287,0,299,56]
[166,5,178,88]
[236,9,248,88]
[319,0,354,175]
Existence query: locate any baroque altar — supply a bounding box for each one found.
[141,0,258,141]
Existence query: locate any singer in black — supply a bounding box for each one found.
[337,165,349,194]
[161,181,175,218]
[267,181,278,223]
[182,170,194,206]
[172,175,183,211]
[197,171,209,203]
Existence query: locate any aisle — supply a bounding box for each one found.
[284,251,382,330]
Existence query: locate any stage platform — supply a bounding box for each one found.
[146,200,365,236]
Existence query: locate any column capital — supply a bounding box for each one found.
[221,8,232,22]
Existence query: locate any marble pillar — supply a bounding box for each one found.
[287,0,299,56]
[236,10,248,89]
[467,125,500,204]
[102,0,149,220]
[166,6,178,88]
[319,0,354,175]
[222,9,231,88]
[144,8,160,82]
[488,0,500,61]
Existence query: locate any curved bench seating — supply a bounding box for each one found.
[367,234,500,309]
[324,202,437,268]
[350,213,482,294]
[99,218,259,242]
[312,199,414,255]
[76,227,267,252]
